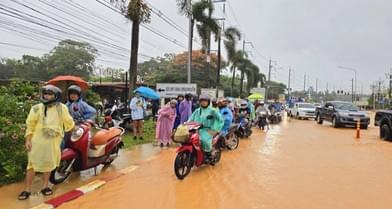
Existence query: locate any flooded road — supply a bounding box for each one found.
[55,117,392,209]
[4,115,392,209]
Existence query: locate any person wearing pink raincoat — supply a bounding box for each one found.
[156,100,177,147]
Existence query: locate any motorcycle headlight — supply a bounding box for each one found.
[71,127,84,142]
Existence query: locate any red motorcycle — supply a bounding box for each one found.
[173,122,221,180]
[50,121,124,184]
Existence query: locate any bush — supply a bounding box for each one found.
[0,81,38,185]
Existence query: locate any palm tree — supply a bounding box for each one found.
[115,0,151,99]
[229,50,246,96]
[176,0,219,75]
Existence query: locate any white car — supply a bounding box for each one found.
[290,103,316,119]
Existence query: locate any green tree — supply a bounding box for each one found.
[46,40,97,79]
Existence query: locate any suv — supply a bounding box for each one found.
[290,103,316,120]
[316,101,370,129]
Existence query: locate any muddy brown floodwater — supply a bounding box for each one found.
[3,114,392,209]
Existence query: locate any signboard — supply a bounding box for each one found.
[279,94,286,103]
[200,88,224,99]
[156,83,197,98]
[250,88,265,95]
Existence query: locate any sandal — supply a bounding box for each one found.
[41,187,53,196]
[18,191,31,200]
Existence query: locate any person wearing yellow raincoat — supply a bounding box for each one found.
[18,85,74,200]
[188,94,224,160]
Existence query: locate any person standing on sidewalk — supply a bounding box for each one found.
[130,92,147,140]
[18,85,75,200]
[155,100,177,147]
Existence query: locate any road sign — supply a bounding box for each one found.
[250,88,265,95]
[156,83,197,98]
[200,88,224,99]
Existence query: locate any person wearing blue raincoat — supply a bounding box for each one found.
[65,85,97,122]
[217,98,233,136]
[188,94,224,153]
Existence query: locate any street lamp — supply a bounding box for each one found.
[337,66,357,102]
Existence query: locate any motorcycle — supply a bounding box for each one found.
[102,103,132,130]
[173,122,221,180]
[235,116,252,138]
[268,111,282,124]
[218,124,239,150]
[50,109,125,184]
[256,111,269,130]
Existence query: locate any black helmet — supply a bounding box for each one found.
[185,93,193,100]
[68,85,82,96]
[41,84,62,105]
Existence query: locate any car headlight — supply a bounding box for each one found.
[71,127,84,142]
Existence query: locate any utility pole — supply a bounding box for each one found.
[207,0,212,88]
[316,78,318,93]
[351,78,354,102]
[303,74,306,92]
[215,21,224,98]
[265,57,272,102]
[288,67,291,99]
[371,84,376,110]
[187,0,192,84]
[240,40,253,96]
[389,68,392,105]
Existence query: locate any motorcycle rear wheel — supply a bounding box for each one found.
[49,158,75,185]
[174,151,192,180]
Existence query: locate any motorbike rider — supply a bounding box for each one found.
[217,98,233,136]
[188,94,224,162]
[66,85,97,122]
[237,99,250,122]
[255,101,270,129]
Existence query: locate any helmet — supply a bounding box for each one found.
[68,85,82,96]
[239,100,248,109]
[41,84,62,105]
[185,93,193,100]
[198,94,211,102]
[259,101,265,105]
[217,98,228,107]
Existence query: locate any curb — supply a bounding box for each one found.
[30,165,139,209]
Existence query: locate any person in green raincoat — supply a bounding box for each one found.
[247,99,256,122]
[188,94,224,156]
[18,85,75,200]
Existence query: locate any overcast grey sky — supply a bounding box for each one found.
[1,0,391,94]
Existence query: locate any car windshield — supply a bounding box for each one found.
[334,103,359,111]
[298,104,315,108]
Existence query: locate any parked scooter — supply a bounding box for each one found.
[218,124,239,150]
[173,122,221,180]
[102,102,132,130]
[50,110,125,184]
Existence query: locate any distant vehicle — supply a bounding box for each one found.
[375,110,392,140]
[315,101,370,129]
[290,103,316,120]
[314,103,322,108]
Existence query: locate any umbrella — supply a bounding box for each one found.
[47,75,89,90]
[248,93,264,100]
[134,86,160,100]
